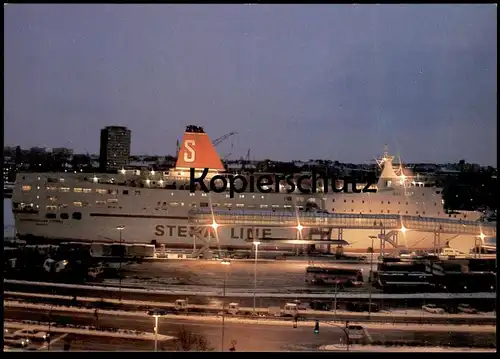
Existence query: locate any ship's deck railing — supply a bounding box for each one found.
[188,208,496,236]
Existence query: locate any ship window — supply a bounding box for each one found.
[261,195,265,199]
[157,201,161,205]
[45,213,57,219]
[369,209,372,213]
[284,205,292,209]
[59,204,68,208]
[73,201,83,207]
[405,210,408,214]
[212,203,219,207]
[72,212,82,220]
[331,208,334,212]
[60,213,69,219]
[226,194,230,198]
[387,210,390,213]
[200,202,209,207]
[59,187,70,192]
[416,211,419,214]
[406,202,408,205]
[398,202,400,205]
[46,205,57,211]
[83,188,92,193]
[344,199,347,203]
[162,202,167,206]
[388,201,390,204]
[95,200,106,205]
[96,189,107,194]
[107,199,118,204]
[362,200,365,204]
[190,203,197,207]
[381,209,384,213]
[170,202,179,207]
[397,210,400,214]
[236,204,244,208]
[286,196,292,201]
[201,193,208,197]
[190,193,196,197]
[423,212,426,215]
[351,200,354,203]
[22,185,31,192]
[74,188,83,193]
[239,194,245,199]
[435,190,441,194]
[272,204,280,208]
[108,189,117,195]
[248,204,257,209]
[260,204,268,208]
[46,186,58,191]
[46,196,57,202]
[135,190,141,195]
[332,199,335,202]
[449,214,451,218]
[123,190,129,195]
[381,201,384,204]
[224,203,232,207]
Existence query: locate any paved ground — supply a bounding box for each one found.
[4,307,496,351]
[111,259,374,292]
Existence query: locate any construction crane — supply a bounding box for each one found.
[212,132,238,147]
[240,148,251,172]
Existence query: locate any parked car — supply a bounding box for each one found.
[346,325,365,340]
[422,304,445,314]
[4,334,31,348]
[457,303,478,314]
[14,329,50,341]
[346,302,379,312]
[147,308,169,316]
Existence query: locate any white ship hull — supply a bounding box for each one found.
[14,212,484,254]
[12,176,488,253]
[11,131,493,254]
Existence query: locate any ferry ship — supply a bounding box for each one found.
[11,125,494,253]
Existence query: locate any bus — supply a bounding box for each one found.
[305,266,364,287]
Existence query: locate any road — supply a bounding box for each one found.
[4,307,496,351]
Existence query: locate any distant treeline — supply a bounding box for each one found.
[442,170,497,211]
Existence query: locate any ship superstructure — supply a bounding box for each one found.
[11,126,490,253]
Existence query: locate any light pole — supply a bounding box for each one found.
[253,241,260,314]
[154,315,159,352]
[116,225,125,301]
[221,259,231,352]
[368,235,377,317]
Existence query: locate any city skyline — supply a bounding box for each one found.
[4,4,497,166]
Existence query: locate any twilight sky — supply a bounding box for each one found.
[4,4,497,165]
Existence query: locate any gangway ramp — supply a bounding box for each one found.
[188,208,496,237]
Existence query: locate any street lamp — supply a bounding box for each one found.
[221,259,231,352]
[116,225,125,301]
[368,235,377,317]
[252,241,260,314]
[153,315,159,352]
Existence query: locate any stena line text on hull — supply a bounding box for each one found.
[154,224,273,240]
